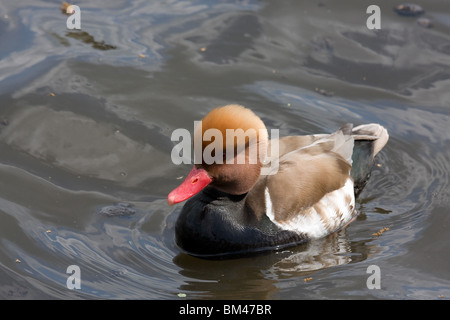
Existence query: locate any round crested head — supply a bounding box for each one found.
[168,105,269,205]
[194,104,267,155]
[193,104,268,195]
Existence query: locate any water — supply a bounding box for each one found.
[0,0,449,300]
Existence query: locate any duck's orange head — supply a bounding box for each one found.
[168,104,268,205]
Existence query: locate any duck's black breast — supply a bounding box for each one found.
[175,187,307,258]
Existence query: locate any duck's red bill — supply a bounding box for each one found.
[167,166,212,205]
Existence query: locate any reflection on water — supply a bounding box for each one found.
[172,232,359,299]
[1,0,450,299]
[268,234,354,276]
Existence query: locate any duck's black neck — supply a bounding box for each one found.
[202,186,247,203]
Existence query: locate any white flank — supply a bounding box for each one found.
[265,178,355,239]
[264,187,275,221]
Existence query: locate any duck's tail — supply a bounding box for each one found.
[351,124,389,197]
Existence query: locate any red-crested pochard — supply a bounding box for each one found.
[168,105,389,257]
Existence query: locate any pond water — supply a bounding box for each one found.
[0,0,449,300]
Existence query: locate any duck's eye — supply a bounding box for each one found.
[192,177,199,184]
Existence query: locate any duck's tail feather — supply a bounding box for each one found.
[351,124,389,197]
[332,123,354,165]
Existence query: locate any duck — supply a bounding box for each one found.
[168,104,389,257]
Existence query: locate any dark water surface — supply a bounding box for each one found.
[1,0,449,299]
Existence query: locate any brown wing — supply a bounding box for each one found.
[247,127,353,222]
